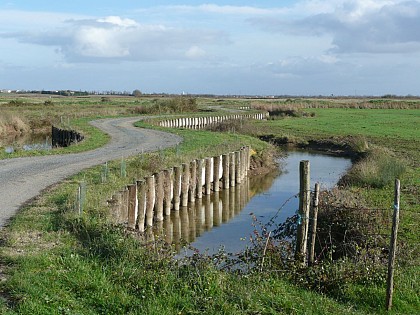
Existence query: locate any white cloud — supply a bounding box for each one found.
[143,4,289,16]
[0,14,228,62]
[185,46,206,59]
[250,0,420,54]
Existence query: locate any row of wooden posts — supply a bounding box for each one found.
[134,181,251,251]
[51,126,84,148]
[107,146,251,232]
[295,160,401,311]
[158,113,268,129]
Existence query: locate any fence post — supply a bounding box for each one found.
[309,182,320,265]
[386,179,401,311]
[295,160,310,265]
[77,182,86,215]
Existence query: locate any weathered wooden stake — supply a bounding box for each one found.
[163,169,173,216]
[121,187,129,223]
[235,151,241,184]
[295,160,310,265]
[205,158,212,195]
[136,180,146,232]
[309,182,320,265]
[229,152,236,187]
[181,163,190,207]
[127,184,137,229]
[145,175,155,226]
[196,159,204,199]
[213,155,221,192]
[222,154,230,189]
[189,160,197,203]
[386,179,400,311]
[173,166,181,210]
[154,171,164,221]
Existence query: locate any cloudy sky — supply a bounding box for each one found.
[1,0,419,96]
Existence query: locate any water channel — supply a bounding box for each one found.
[157,150,352,255]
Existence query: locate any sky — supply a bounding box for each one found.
[1,0,419,96]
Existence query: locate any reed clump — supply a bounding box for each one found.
[0,112,31,136]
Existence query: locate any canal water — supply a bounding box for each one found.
[1,133,51,153]
[162,150,352,255]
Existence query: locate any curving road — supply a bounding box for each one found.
[0,117,182,227]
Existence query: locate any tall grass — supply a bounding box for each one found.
[0,112,30,136]
[340,147,406,188]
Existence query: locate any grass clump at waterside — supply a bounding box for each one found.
[340,147,407,188]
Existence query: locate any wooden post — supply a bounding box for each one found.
[309,183,320,265]
[189,160,197,203]
[127,184,137,229]
[163,169,173,216]
[213,155,221,192]
[386,179,401,311]
[196,159,204,199]
[205,158,212,195]
[173,166,181,210]
[181,163,190,207]
[136,180,146,232]
[145,175,155,227]
[222,154,230,190]
[121,187,129,224]
[154,171,164,221]
[235,151,241,184]
[229,152,236,187]
[240,148,246,181]
[245,146,251,175]
[295,160,310,265]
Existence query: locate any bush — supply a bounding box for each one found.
[131,97,198,115]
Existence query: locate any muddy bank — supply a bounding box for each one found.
[259,134,367,160]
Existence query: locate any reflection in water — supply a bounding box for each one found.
[146,151,352,255]
[1,132,51,153]
[149,180,256,253]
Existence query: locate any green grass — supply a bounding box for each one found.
[0,98,419,314]
[252,108,419,160]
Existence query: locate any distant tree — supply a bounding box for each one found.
[132,89,142,97]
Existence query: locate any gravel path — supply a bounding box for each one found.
[0,116,182,227]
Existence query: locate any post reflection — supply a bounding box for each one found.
[141,172,277,252]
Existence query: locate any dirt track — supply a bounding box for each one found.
[0,117,182,227]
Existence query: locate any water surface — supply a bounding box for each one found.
[172,150,352,255]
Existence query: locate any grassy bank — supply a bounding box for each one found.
[0,97,418,314]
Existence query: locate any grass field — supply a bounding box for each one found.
[0,95,418,314]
